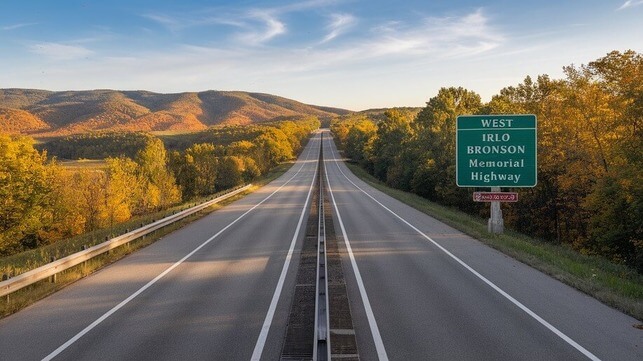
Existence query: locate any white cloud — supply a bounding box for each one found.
[321,13,356,43]
[355,9,503,59]
[29,42,93,60]
[144,8,287,45]
[237,10,286,45]
[2,22,37,31]
[143,14,183,32]
[618,0,643,10]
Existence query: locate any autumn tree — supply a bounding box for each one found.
[136,138,181,210]
[0,134,54,254]
[104,157,141,226]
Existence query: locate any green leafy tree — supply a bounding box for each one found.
[368,109,414,184]
[216,156,244,190]
[411,87,482,209]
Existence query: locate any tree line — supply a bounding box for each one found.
[0,118,319,256]
[331,50,642,272]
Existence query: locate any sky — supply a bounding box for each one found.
[1,1,642,110]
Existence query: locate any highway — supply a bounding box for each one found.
[321,132,642,361]
[0,129,641,360]
[0,132,322,361]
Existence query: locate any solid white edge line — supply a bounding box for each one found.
[323,140,390,361]
[250,135,320,361]
[324,135,601,361]
[42,135,319,361]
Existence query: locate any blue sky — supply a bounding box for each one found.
[1,0,642,110]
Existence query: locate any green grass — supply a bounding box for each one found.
[345,163,643,322]
[58,159,107,169]
[0,161,294,318]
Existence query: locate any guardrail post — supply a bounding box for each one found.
[81,245,88,270]
[2,273,8,302]
[49,256,57,283]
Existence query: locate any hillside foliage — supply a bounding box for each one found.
[332,50,642,271]
[0,89,344,137]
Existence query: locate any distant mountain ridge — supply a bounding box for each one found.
[0,89,350,136]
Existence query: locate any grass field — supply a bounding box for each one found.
[58,159,107,169]
[345,163,643,322]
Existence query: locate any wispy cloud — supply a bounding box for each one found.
[275,0,341,13]
[236,10,286,45]
[617,0,643,10]
[321,13,356,43]
[29,42,93,60]
[357,9,503,59]
[143,1,343,45]
[2,22,37,31]
[143,14,183,32]
[144,8,287,45]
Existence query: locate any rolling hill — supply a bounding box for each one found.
[0,89,350,137]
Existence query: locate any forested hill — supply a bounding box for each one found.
[0,89,350,136]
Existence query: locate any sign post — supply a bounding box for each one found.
[456,114,537,234]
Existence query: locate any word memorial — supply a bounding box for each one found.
[456,115,537,187]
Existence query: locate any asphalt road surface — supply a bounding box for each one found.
[321,130,641,361]
[0,132,323,361]
[0,129,640,361]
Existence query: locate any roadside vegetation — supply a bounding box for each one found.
[0,118,319,259]
[331,50,642,317]
[0,161,294,317]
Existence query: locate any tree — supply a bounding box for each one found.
[411,87,482,209]
[369,109,414,184]
[0,134,54,254]
[74,169,107,232]
[252,129,293,172]
[217,156,244,190]
[344,118,376,167]
[136,138,181,209]
[104,157,140,226]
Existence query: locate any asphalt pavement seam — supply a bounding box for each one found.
[41,134,320,361]
[324,135,602,361]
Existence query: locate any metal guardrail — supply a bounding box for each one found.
[0,184,252,297]
[314,133,331,361]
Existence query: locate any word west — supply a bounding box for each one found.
[480,118,514,127]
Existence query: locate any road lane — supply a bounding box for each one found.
[323,131,642,361]
[0,133,322,361]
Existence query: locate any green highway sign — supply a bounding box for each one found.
[456,114,537,187]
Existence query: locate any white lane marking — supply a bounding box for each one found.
[323,146,389,361]
[324,135,601,361]
[250,138,320,360]
[42,135,320,361]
